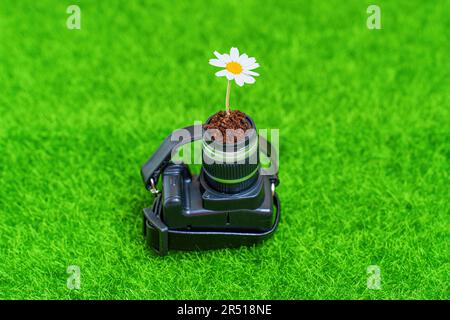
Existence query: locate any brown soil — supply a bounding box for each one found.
[203,110,252,144]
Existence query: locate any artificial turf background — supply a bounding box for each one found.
[0,0,449,299]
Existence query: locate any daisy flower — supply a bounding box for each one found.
[209,47,260,87]
[209,47,260,113]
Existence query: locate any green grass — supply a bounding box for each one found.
[0,0,449,299]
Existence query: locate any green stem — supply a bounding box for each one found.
[225,80,231,114]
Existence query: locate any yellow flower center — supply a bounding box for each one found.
[226,62,243,74]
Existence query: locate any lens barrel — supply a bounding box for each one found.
[202,115,259,193]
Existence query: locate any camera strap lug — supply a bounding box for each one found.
[149,178,160,196]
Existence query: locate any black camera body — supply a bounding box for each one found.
[161,163,273,231]
[141,120,280,255]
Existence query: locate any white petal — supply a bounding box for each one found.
[213,51,223,59]
[241,73,256,84]
[230,47,239,61]
[234,74,245,86]
[242,57,256,67]
[209,58,226,67]
[237,54,249,65]
[217,69,235,80]
[225,71,235,80]
[215,69,228,77]
[221,53,231,63]
[243,69,259,76]
[246,63,260,70]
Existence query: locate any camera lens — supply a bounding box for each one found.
[202,115,259,193]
